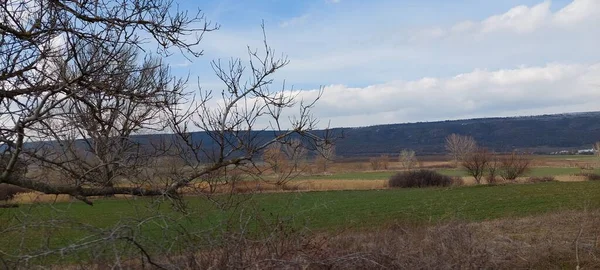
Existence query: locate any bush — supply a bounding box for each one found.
[388,170,453,188]
[451,177,465,186]
[0,184,29,201]
[370,155,390,170]
[461,148,491,185]
[498,152,531,181]
[527,176,556,183]
[576,173,600,181]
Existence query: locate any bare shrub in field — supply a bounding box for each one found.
[576,173,600,181]
[452,176,465,186]
[527,176,556,183]
[445,133,477,167]
[388,169,452,188]
[262,143,289,174]
[399,149,417,170]
[262,140,310,185]
[594,141,600,156]
[368,157,381,170]
[281,139,308,172]
[462,148,491,184]
[380,154,390,169]
[369,154,389,170]
[499,152,532,181]
[486,155,500,185]
[315,143,335,173]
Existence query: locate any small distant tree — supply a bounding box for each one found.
[462,148,491,184]
[370,154,390,170]
[594,142,600,157]
[486,155,500,184]
[262,143,288,174]
[262,139,309,185]
[499,151,531,181]
[399,149,417,170]
[445,134,477,167]
[281,139,308,172]
[315,143,335,173]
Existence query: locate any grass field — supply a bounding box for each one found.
[5,157,600,266]
[296,167,600,180]
[3,181,600,240]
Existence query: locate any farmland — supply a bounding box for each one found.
[3,154,600,268]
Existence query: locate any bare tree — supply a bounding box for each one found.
[315,142,335,173]
[263,143,288,174]
[486,155,500,184]
[262,139,310,185]
[281,138,308,172]
[593,142,600,157]
[0,1,327,268]
[26,44,178,195]
[370,154,390,170]
[462,148,490,184]
[399,149,417,170]
[499,151,531,181]
[445,134,477,167]
[0,0,216,199]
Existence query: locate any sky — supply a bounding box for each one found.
[166,0,600,128]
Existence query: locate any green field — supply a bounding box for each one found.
[294,167,600,180]
[4,181,600,234]
[438,167,600,177]
[3,180,600,264]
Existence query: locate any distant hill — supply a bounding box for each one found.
[327,111,600,156]
[30,111,600,158]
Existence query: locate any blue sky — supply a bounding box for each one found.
[165,0,600,128]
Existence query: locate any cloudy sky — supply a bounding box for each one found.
[169,0,600,128]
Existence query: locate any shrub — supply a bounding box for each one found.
[462,148,491,184]
[388,170,453,188]
[527,176,556,183]
[370,155,390,170]
[0,184,30,201]
[399,149,417,170]
[499,152,531,181]
[451,177,464,186]
[576,173,600,181]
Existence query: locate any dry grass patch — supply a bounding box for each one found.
[9,192,72,204]
[555,175,588,182]
[295,179,386,191]
[184,179,387,194]
[56,210,600,269]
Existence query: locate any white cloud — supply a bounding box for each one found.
[481,1,551,34]
[289,63,600,128]
[449,0,600,35]
[186,0,600,128]
[553,0,600,25]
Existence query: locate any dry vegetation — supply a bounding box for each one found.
[54,210,600,269]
